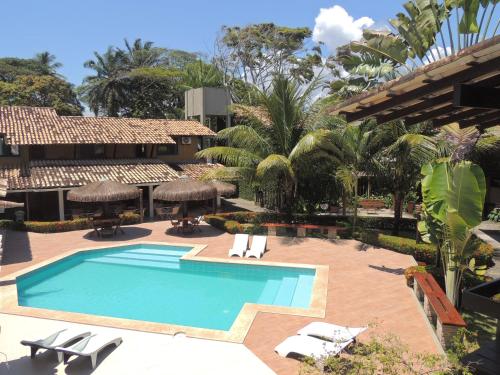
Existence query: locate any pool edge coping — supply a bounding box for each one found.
[0,240,328,344]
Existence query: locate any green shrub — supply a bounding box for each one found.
[204,215,227,231]
[487,207,500,222]
[0,213,141,233]
[224,220,242,234]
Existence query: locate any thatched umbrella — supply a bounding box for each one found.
[0,200,24,209]
[153,176,217,217]
[67,180,142,218]
[209,180,236,197]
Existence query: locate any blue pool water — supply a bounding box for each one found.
[17,244,315,331]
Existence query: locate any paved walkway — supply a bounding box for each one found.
[221,197,268,212]
[0,221,440,374]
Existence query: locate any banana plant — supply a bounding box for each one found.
[418,159,486,306]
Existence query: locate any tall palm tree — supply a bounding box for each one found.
[121,38,166,68]
[183,60,223,89]
[33,51,62,76]
[196,74,319,211]
[79,47,128,116]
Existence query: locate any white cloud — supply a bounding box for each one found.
[313,5,374,53]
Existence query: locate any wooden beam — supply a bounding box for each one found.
[432,108,489,127]
[454,83,500,109]
[344,56,500,122]
[458,111,500,128]
[404,105,458,126]
[478,117,500,129]
[376,92,453,124]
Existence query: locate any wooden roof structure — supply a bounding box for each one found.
[330,36,500,130]
[67,180,141,202]
[153,177,218,202]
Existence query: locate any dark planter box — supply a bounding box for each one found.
[462,278,500,319]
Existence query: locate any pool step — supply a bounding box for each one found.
[124,248,187,257]
[85,256,180,270]
[290,274,314,308]
[103,252,181,263]
[257,279,281,304]
[273,277,298,306]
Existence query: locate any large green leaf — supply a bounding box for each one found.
[447,161,486,227]
[421,161,450,222]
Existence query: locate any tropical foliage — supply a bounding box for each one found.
[78,38,219,118]
[196,74,320,211]
[0,55,82,115]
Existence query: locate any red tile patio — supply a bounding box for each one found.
[0,221,440,375]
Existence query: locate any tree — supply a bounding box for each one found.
[214,23,323,100]
[182,60,223,89]
[291,121,378,230]
[0,75,82,115]
[33,51,62,76]
[196,74,319,211]
[0,54,82,115]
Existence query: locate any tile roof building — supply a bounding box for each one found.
[0,106,222,221]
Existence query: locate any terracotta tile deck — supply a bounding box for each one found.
[0,221,440,375]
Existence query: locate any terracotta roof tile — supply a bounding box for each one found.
[0,159,181,190]
[0,106,215,145]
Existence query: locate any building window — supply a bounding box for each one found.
[0,135,19,156]
[157,140,178,156]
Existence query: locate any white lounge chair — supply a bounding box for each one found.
[275,335,353,358]
[245,235,267,259]
[298,322,367,343]
[228,233,249,257]
[21,328,91,361]
[55,334,122,369]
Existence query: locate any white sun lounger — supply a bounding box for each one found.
[228,233,249,257]
[55,334,122,369]
[21,328,91,361]
[298,322,367,343]
[245,235,267,259]
[275,335,353,358]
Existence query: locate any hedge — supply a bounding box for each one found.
[0,213,142,233]
[357,229,494,266]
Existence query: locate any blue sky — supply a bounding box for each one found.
[1,1,404,86]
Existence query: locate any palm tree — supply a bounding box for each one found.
[121,38,166,68]
[196,74,319,211]
[183,60,223,89]
[33,51,62,76]
[291,121,378,230]
[79,47,128,116]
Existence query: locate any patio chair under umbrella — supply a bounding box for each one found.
[153,176,217,217]
[67,180,142,218]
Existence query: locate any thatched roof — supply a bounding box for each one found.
[0,200,23,209]
[153,177,217,201]
[209,180,236,197]
[67,180,141,202]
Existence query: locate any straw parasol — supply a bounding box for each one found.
[209,180,236,197]
[67,180,141,202]
[67,180,142,218]
[0,200,24,209]
[153,176,217,217]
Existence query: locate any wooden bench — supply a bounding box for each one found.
[262,223,346,239]
[413,273,466,349]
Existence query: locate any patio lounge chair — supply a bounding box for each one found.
[55,334,122,369]
[228,233,249,257]
[21,328,91,361]
[190,215,204,232]
[245,235,267,259]
[298,322,367,343]
[275,335,353,359]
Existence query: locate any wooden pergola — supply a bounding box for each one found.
[330,35,500,130]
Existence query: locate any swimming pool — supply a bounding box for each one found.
[16,244,315,331]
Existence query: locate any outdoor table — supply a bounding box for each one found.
[92,217,124,237]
